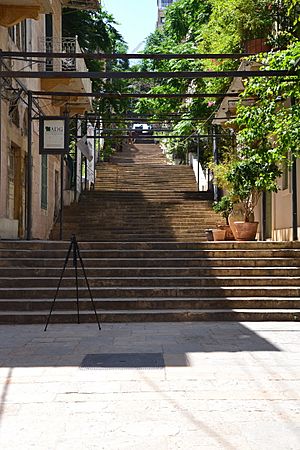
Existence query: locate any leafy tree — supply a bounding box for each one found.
[63,8,123,53]
[233,41,300,162]
[214,41,300,221]
[133,0,214,162]
[63,6,131,153]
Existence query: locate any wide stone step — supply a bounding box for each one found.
[1,241,300,250]
[0,308,298,324]
[1,257,299,268]
[1,286,300,299]
[0,297,299,311]
[0,298,300,323]
[2,276,300,288]
[1,249,300,258]
[1,266,300,277]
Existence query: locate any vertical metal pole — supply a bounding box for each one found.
[80,152,83,193]
[26,91,33,240]
[261,191,266,241]
[0,51,3,209]
[212,125,219,202]
[84,156,87,191]
[60,154,64,240]
[291,96,298,241]
[74,116,78,201]
[197,135,200,192]
[292,156,298,241]
[74,143,78,201]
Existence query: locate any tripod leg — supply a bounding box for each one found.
[76,240,101,330]
[73,241,80,324]
[44,239,73,331]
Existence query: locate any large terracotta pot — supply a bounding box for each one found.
[233,221,259,241]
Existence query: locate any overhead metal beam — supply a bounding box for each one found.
[32,91,241,99]
[1,51,256,60]
[94,134,223,139]
[101,129,175,132]
[0,70,295,79]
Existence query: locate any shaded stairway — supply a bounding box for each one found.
[1,144,298,324]
[52,143,221,241]
[0,240,299,324]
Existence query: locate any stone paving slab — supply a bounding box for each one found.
[0,322,299,449]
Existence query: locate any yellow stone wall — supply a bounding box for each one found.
[0,0,63,239]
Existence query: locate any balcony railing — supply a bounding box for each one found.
[39,36,92,94]
[39,36,90,72]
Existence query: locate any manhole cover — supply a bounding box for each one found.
[80,353,165,370]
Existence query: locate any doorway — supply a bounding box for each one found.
[8,143,25,237]
[265,191,273,240]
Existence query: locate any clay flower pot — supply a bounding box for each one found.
[217,225,235,241]
[233,221,258,241]
[212,229,226,241]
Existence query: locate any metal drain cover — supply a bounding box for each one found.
[80,353,165,369]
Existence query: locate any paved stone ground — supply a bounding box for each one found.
[0,322,299,450]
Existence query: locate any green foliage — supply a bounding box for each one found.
[200,0,271,53]
[214,42,300,221]
[133,0,214,160]
[226,157,280,221]
[63,6,131,120]
[63,8,123,53]
[163,0,211,44]
[212,196,234,224]
[133,0,299,160]
[234,42,300,161]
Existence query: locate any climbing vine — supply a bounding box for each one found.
[234,41,300,162]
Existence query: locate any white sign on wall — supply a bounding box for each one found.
[39,116,69,154]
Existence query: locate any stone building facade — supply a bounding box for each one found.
[0,0,96,239]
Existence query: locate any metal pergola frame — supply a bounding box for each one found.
[0,51,258,60]
[32,91,243,99]
[1,51,298,241]
[83,134,222,139]
[0,69,295,79]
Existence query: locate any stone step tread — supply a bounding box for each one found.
[1,265,299,269]
[1,286,300,291]
[2,276,300,281]
[0,309,299,315]
[1,268,300,276]
[1,240,299,247]
[1,257,299,262]
[2,248,300,254]
[1,296,299,302]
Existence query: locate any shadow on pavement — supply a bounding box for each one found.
[0,322,280,368]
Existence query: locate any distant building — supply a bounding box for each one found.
[157,0,176,28]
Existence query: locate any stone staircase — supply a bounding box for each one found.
[0,240,299,324]
[51,143,221,241]
[1,143,299,324]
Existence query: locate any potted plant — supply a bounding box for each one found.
[211,227,226,241]
[226,158,280,240]
[212,195,235,240]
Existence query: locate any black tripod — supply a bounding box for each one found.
[44,235,101,331]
